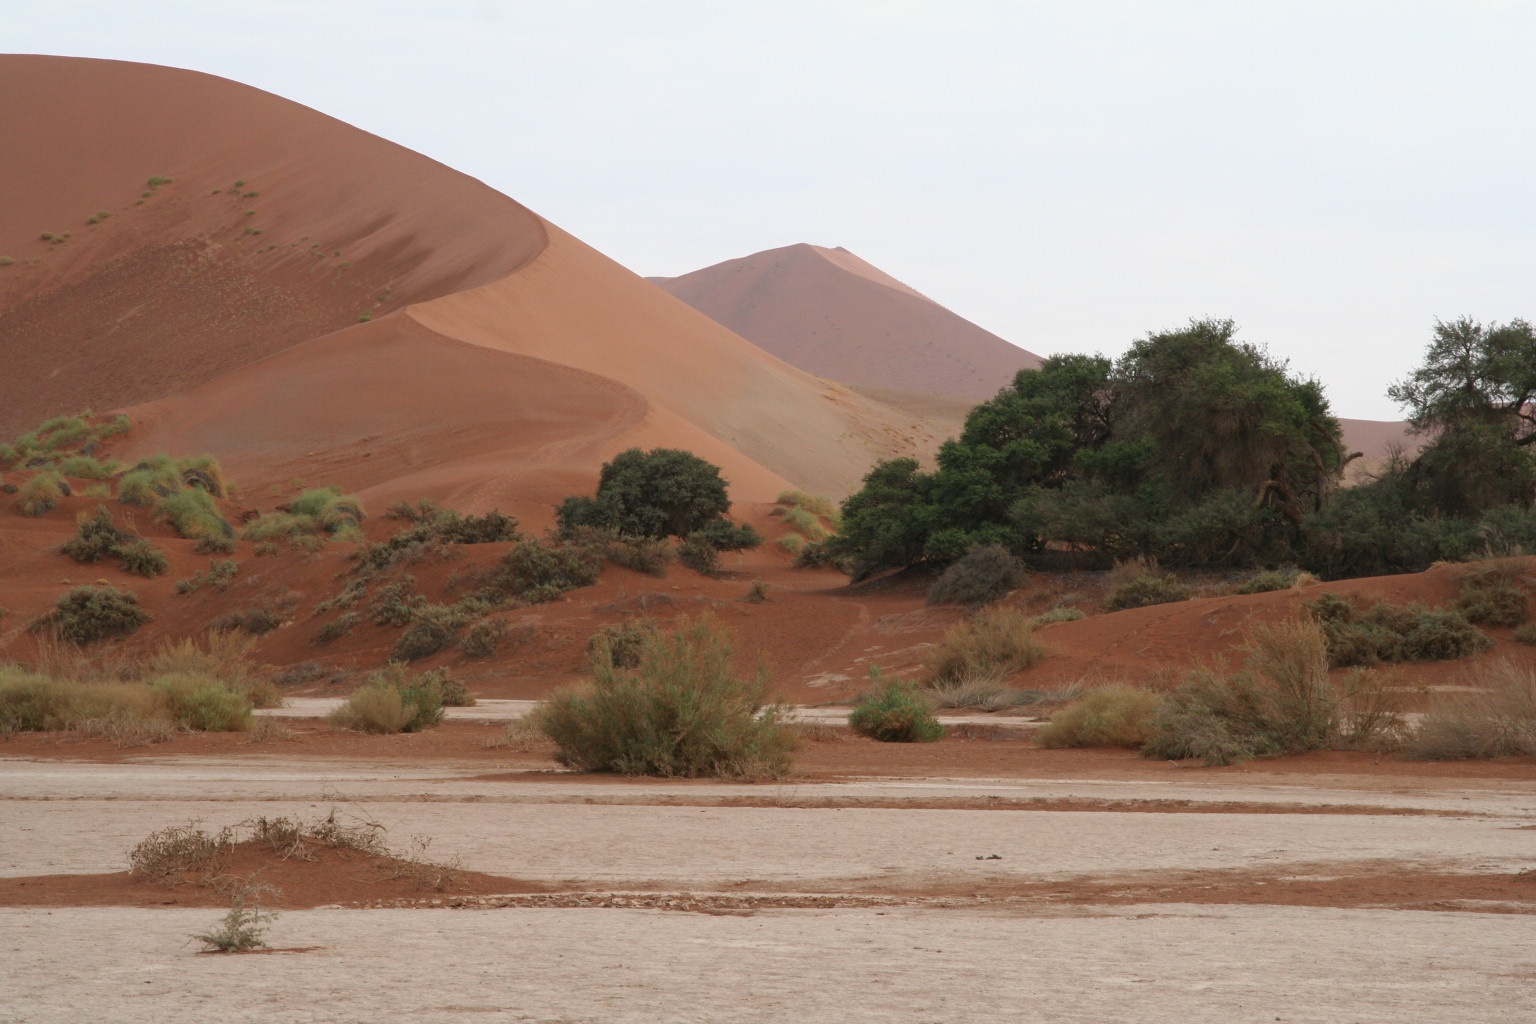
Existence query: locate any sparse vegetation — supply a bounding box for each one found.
[677,535,720,576]
[925,606,1048,685]
[312,612,360,646]
[15,471,67,516]
[459,618,508,658]
[535,617,795,777]
[1454,563,1529,627]
[1237,567,1311,595]
[1142,619,1406,765]
[175,558,239,595]
[849,668,945,742]
[488,539,603,604]
[1104,558,1191,611]
[193,884,279,953]
[1408,658,1536,759]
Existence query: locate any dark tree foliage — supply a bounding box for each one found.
[555,448,734,540]
[830,320,1346,576]
[1388,317,1536,517]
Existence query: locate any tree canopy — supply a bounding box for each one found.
[556,448,733,539]
[830,319,1347,578]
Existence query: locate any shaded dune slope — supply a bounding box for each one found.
[650,243,1042,400]
[3,56,950,516]
[0,55,545,437]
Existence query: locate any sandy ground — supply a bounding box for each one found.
[3,748,1534,1022]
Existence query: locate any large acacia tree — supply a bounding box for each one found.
[832,320,1347,577]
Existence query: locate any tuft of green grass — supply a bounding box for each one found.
[327,663,449,733]
[1036,685,1161,748]
[15,472,66,516]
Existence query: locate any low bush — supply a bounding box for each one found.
[588,619,661,669]
[390,604,469,661]
[15,471,66,516]
[1454,563,1528,627]
[926,545,1026,606]
[1408,658,1536,759]
[491,540,603,604]
[1236,567,1310,595]
[849,669,945,742]
[774,505,829,541]
[1142,619,1405,765]
[925,606,1048,685]
[175,558,239,595]
[368,576,425,627]
[924,674,1038,712]
[35,585,150,644]
[149,673,253,731]
[56,454,118,479]
[794,541,853,573]
[534,617,795,777]
[459,618,507,658]
[1514,623,1536,646]
[1036,685,1162,748]
[207,605,283,635]
[1305,593,1492,666]
[60,505,127,563]
[1029,607,1085,627]
[328,663,448,733]
[313,612,360,646]
[154,488,233,543]
[1104,568,1191,611]
[193,885,278,953]
[677,536,720,576]
[604,536,673,577]
[117,540,169,578]
[690,519,763,552]
[776,490,838,522]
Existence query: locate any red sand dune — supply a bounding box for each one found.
[1,56,950,519]
[650,243,1042,400]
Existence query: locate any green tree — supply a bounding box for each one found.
[556,448,733,539]
[1388,317,1536,516]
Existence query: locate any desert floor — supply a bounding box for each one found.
[3,714,1534,1024]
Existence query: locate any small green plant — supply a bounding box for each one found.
[849,668,945,742]
[744,579,769,603]
[927,545,1027,606]
[192,884,279,953]
[1454,563,1529,627]
[1104,559,1191,611]
[368,576,425,627]
[390,604,467,661]
[60,505,126,563]
[459,618,508,658]
[1513,623,1536,646]
[587,619,660,670]
[1036,685,1162,749]
[1236,567,1311,595]
[149,673,253,731]
[175,558,239,595]
[154,488,233,543]
[147,176,173,187]
[603,535,674,576]
[535,617,795,777]
[489,540,602,604]
[117,540,169,578]
[86,211,111,225]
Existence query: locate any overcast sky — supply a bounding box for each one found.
[10,1,1535,419]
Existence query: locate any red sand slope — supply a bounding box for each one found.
[650,243,1042,400]
[1,56,954,515]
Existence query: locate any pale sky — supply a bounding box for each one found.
[9,1,1536,419]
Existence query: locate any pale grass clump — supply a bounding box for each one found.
[1036,684,1163,749]
[1409,658,1536,759]
[924,606,1048,685]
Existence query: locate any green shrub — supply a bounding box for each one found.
[1030,607,1085,627]
[534,617,795,777]
[554,448,733,540]
[118,540,169,578]
[15,472,66,516]
[155,488,233,542]
[1455,564,1528,627]
[927,545,1027,606]
[775,505,828,541]
[1104,572,1191,611]
[459,619,507,658]
[149,673,253,731]
[368,576,425,627]
[1514,623,1536,646]
[677,535,720,576]
[313,612,360,646]
[1143,619,1404,765]
[794,540,853,573]
[587,619,660,669]
[390,604,466,661]
[327,665,448,733]
[925,606,1048,685]
[849,669,945,742]
[118,459,181,505]
[56,455,118,479]
[60,506,127,563]
[690,519,762,552]
[1236,567,1306,595]
[176,558,239,595]
[1408,658,1536,759]
[1036,685,1162,748]
[776,490,838,521]
[36,585,150,644]
[605,536,673,577]
[492,540,603,603]
[1305,593,1491,666]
